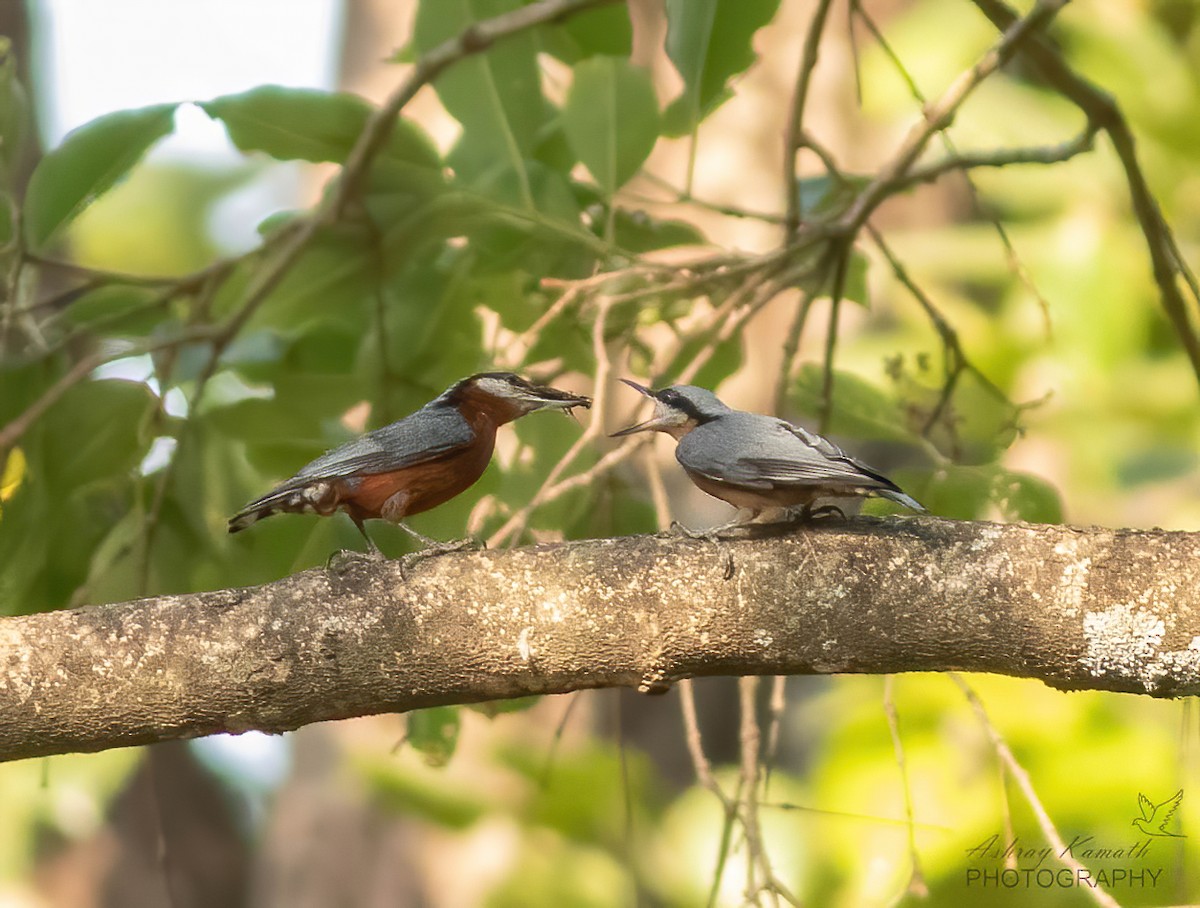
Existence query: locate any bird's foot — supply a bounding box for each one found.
[796,503,846,522]
[399,522,486,551]
[423,535,484,556]
[326,546,386,574]
[398,536,483,578]
[664,520,715,542]
[663,519,750,543]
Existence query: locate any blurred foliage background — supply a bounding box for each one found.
[2,0,1200,905]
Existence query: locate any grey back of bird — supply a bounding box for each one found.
[676,410,919,506]
[292,402,475,483]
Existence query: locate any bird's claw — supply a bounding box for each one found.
[666,520,715,542]
[326,546,386,574]
[663,520,742,543]
[425,535,484,556]
[798,504,847,522]
[398,536,483,579]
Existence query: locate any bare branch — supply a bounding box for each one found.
[970,0,1200,386]
[893,128,1097,191]
[883,676,929,899]
[839,0,1070,234]
[0,326,220,451]
[783,0,838,235]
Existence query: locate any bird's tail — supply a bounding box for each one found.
[878,488,925,513]
[228,486,311,533]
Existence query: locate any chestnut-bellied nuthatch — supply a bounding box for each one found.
[229,372,591,554]
[611,380,923,530]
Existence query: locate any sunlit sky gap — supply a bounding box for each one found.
[33,0,345,158]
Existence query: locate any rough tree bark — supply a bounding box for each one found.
[2,516,1199,763]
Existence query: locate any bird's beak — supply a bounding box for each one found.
[610,379,664,437]
[610,419,656,437]
[619,378,655,398]
[528,384,592,412]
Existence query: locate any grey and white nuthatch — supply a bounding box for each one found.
[612,380,923,526]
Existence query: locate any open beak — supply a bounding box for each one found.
[610,379,664,437]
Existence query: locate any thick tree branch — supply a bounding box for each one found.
[3,517,1200,763]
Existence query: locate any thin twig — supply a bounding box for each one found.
[680,680,731,807]
[784,0,838,234]
[762,674,788,796]
[852,0,1060,334]
[970,0,1200,387]
[738,676,801,907]
[486,296,616,547]
[839,0,1071,234]
[951,673,1122,908]
[638,171,785,224]
[894,127,1097,191]
[867,224,1014,438]
[817,241,854,434]
[680,679,740,908]
[739,676,764,905]
[539,694,580,787]
[0,327,219,452]
[882,676,928,899]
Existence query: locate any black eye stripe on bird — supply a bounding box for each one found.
[610,380,923,529]
[228,372,591,557]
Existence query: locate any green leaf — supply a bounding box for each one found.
[539,4,633,62]
[663,333,743,392]
[24,103,177,250]
[563,57,660,193]
[919,464,996,521]
[841,249,870,307]
[63,285,166,335]
[500,742,661,841]
[477,270,543,332]
[199,86,440,170]
[1117,446,1197,487]
[611,208,705,252]
[0,380,154,612]
[0,191,15,251]
[361,757,489,829]
[368,257,485,391]
[789,365,914,442]
[414,0,546,185]
[994,469,1063,524]
[0,357,65,426]
[238,224,376,331]
[406,706,461,767]
[794,173,871,221]
[466,161,593,275]
[466,696,539,718]
[205,398,332,447]
[200,86,443,202]
[527,318,594,376]
[662,0,781,135]
[40,379,156,489]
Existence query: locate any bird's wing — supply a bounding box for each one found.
[1154,790,1184,829]
[1138,793,1155,820]
[291,404,475,482]
[678,415,900,492]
